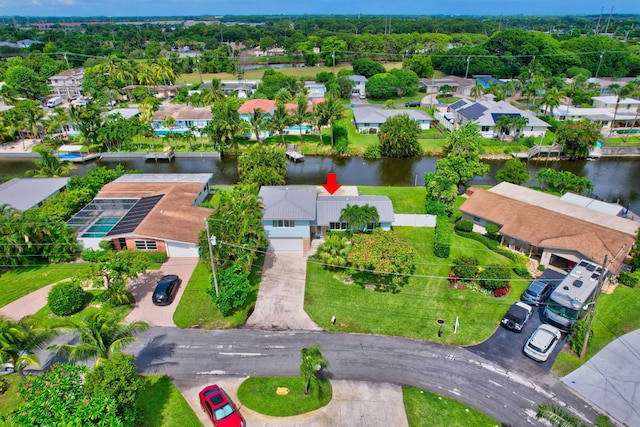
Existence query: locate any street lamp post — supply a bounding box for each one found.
[204,218,219,297]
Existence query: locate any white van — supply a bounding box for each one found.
[47,96,62,108]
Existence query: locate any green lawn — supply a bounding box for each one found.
[553,284,640,376]
[138,375,202,427]
[237,376,332,417]
[173,257,264,329]
[305,227,526,345]
[358,186,426,214]
[0,374,22,419]
[403,387,499,427]
[0,264,86,309]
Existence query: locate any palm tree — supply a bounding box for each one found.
[607,83,622,138]
[136,63,156,86]
[470,82,484,101]
[318,96,344,148]
[248,108,268,143]
[291,95,309,144]
[43,107,70,141]
[152,58,177,86]
[494,115,514,140]
[269,102,292,146]
[205,97,248,156]
[542,87,563,117]
[274,87,293,104]
[310,101,329,145]
[300,344,328,395]
[339,204,379,232]
[316,234,350,270]
[0,316,57,380]
[25,149,75,177]
[513,116,529,138]
[48,311,149,367]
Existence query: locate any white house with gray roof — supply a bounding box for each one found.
[450,99,549,139]
[0,178,69,211]
[258,186,394,252]
[352,107,432,133]
[348,75,368,96]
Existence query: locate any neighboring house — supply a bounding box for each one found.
[220,80,259,98]
[0,178,69,211]
[103,107,141,120]
[459,182,638,274]
[450,98,549,138]
[304,82,326,100]
[121,84,185,101]
[152,104,212,136]
[585,77,636,95]
[258,186,394,252]
[418,75,476,97]
[348,75,368,96]
[592,96,640,114]
[49,68,84,100]
[68,174,213,257]
[550,96,640,131]
[353,107,432,133]
[473,75,504,89]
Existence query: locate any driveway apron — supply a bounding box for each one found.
[246,250,321,331]
[125,257,199,327]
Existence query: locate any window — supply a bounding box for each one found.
[329,222,349,230]
[134,240,158,250]
[481,126,490,132]
[272,220,294,227]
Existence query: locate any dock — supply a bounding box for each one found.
[513,143,563,160]
[144,147,175,162]
[286,144,304,162]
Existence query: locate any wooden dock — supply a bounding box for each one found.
[144,147,175,162]
[286,144,304,162]
[513,143,563,160]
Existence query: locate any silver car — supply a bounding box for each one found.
[524,324,562,362]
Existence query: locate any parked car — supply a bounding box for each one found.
[0,361,15,373]
[405,101,421,107]
[199,384,245,427]
[523,324,562,362]
[501,301,533,332]
[152,275,180,306]
[521,278,556,306]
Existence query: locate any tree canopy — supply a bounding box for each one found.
[378,113,421,158]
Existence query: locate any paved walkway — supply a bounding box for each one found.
[175,376,408,427]
[246,250,321,331]
[563,329,640,427]
[0,282,61,319]
[125,257,199,327]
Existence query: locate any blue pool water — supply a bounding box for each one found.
[58,153,82,160]
[286,126,313,132]
[155,129,187,136]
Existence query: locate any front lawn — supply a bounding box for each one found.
[358,186,425,214]
[403,387,499,427]
[305,227,526,345]
[237,376,332,417]
[138,375,202,427]
[0,264,86,309]
[173,257,264,329]
[0,374,22,418]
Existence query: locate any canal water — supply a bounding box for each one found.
[1,155,639,213]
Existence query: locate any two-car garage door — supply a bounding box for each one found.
[268,238,303,251]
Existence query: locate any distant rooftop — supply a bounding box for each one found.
[0,178,69,211]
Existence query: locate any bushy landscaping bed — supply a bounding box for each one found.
[305,227,526,345]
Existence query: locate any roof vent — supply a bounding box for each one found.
[563,286,570,290]
[573,280,583,288]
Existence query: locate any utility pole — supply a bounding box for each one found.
[204,218,219,297]
[595,51,604,78]
[464,56,471,80]
[580,255,608,359]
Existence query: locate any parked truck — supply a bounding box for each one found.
[46,96,62,108]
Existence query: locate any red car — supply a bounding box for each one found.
[199,384,245,427]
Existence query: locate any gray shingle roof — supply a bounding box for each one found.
[353,107,432,125]
[316,196,394,226]
[0,178,69,211]
[259,186,317,220]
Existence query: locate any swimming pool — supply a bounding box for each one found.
[155,129,187,136]
[81,217,120,238]
[58,153,82,160]
[286,126,313,133]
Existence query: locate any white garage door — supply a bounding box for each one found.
[268,238,303,251]
[166,241,199,257]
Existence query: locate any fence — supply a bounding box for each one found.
[434,111,455,132]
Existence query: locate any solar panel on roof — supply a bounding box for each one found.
[491,113,521,123]
[107,194,163,236]
[450,100,468,110]
[458,103,488,120]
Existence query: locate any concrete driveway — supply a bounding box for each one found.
[174,376,408,427]
[125,257,199,327]
[246,251,321,331]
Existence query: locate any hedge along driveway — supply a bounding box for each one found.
[305,227,526,345]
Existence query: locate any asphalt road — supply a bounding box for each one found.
[104,327,604,427]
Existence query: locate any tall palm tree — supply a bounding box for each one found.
[248,108,268,143]
[542,87,563,117]
[300,344,328,395]
[136,63,156,86]
[25,149,75,177]
[48,311,148,367]
[291,95,309,144]
[310,101,329,145]
[607,84,622,138]
[269,102,292,146]
[274,87,293,104]
[152,58,177,86]
[43,107,70,141]
[470,82,484,101]
[318,96,345,148]
[0,316,56,380]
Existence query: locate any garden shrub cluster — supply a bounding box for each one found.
[434,216,451,258]
[47,281,85,316]
[618,271,640,288]
[455,230,517,261]
[454,219,473,232]
[147,251,168,264]
[208,263,252,317]
[477,264,511,291]
[452,256,479,280]
[426,199,448,216]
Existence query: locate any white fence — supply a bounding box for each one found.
[434,111,454,132]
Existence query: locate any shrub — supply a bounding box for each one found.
[426,199,447,216]
[537,264,547,271]
[368,128,378,134]
[80,248,107,262]
[568,319,591,355]
[147,251,168,264]
[618,271,640,288]
[520,135,536,148]
[494,284,512,298]
[208,263,251,317]
[477,264,511,291]
[48,281,85,316]
[0,377,8,395]
[434,216,451,258]
[452,256,479,280]
[485,223,501,241]
[454,219,473,232]
[454,230,518,261]
[513,263,531,279]
[363,143,381,159]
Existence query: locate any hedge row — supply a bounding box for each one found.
[434,216,451,258]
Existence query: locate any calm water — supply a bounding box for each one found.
[2,155,639,213]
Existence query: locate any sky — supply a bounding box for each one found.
[0,0,638,18]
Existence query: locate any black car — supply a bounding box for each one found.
[405,101,421,107]
[152,275,181,306]
[501,301,533,332]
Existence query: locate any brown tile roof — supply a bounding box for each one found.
[152,104,212,121]
[96,182,212,245]
[238,99,276,114]
[50,68,84,80]
[459,187,636,274]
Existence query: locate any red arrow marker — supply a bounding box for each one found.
[322,173,342,195]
